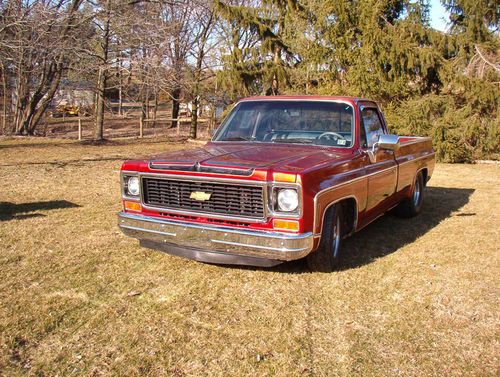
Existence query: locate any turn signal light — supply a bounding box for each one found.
[273,172,296,183]
[273,219,299,232]
[124,200,141,212]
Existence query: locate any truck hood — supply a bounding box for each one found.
[147,142,354,174]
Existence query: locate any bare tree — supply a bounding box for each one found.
[123,1,206,131]
[0,58,8,134]
[187,1,217,139]
[92,0,112,140]
[164,2,190,129]
[121,1,175,128]
[70,0,138,141]
[0,0,85,135]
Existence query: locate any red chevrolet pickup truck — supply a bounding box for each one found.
[118,96,435,271]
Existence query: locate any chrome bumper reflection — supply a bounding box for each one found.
[118,212,314,262]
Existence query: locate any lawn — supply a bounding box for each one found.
[0,137,498,376]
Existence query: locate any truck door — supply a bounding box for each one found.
[359,107,398,223]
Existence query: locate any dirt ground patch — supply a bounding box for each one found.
[0,138,498,376]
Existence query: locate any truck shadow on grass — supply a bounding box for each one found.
[0,200,80,221]
[269,186,475,273]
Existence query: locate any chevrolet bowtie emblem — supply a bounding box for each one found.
[190,191,212,201]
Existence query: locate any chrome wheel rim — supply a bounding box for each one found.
[332,216,341,258]
[413,178,421,206]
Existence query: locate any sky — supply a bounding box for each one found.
[429,0,450,32]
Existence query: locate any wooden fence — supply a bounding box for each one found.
[36,115,215,140]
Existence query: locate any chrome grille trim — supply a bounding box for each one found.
[139,174,266,221]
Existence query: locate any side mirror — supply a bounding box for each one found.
[377,134,400,151]
[367,134,400,163]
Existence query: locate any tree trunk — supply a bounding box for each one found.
[190,96,198,139]
[190,63,202,139]
[118,83,123,116]
[170,86,181,129]
[20,62,57,135]
[14,76,30,135]
[94,66,106,140]
[189,12,213,139]
[9,0,83,135]
[94,0,110,141]
[29,69,63,134]
[14,61,64,135]
[1,62,7,135]
[152,89,158,128]
[140,91,146,125]
[118,54,123,116]
[145,88,150,119]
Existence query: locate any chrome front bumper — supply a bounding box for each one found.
[118,212,314,267]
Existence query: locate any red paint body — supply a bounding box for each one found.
[121,96,435,250]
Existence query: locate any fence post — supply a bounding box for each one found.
[139,117,143,138]
[176,119,180,136]
[78,119,82,140]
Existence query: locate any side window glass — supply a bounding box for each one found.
[361,108,384,148]
[359,119,367,148]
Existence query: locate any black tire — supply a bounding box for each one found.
[306,204,343,272]
[394,171,425,218]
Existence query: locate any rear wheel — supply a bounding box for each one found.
[394,171,425,218]
[306,205,343,272]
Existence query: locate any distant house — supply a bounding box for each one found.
[52,88,94,107]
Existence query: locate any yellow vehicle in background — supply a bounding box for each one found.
[51,105,80,118]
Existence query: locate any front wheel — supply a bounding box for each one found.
[394,171,425,218]
[306,205,343,272]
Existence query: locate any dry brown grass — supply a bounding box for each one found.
[0,138,498,376]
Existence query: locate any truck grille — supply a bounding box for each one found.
[142,177,265,218]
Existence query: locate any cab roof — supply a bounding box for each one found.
[239,95,376,106]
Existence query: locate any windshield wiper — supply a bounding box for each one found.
[222,136,252,141]
[272,138,314,144]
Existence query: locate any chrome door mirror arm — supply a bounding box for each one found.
[366,134,400,163]
[366,142,379,163]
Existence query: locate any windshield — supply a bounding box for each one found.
[214,100,354,147]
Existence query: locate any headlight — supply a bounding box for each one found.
[277,188,299,212]
[127,176,140,196]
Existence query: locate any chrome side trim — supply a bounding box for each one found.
[312,150,435,238]
[313,151,434,196]
[416,166,429,178]
[397,152,435,166]
[313,195,360,240]
[399,137,433,147]
[313,162,396,193]
[413,166,431,192]
[118,212,314,261]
